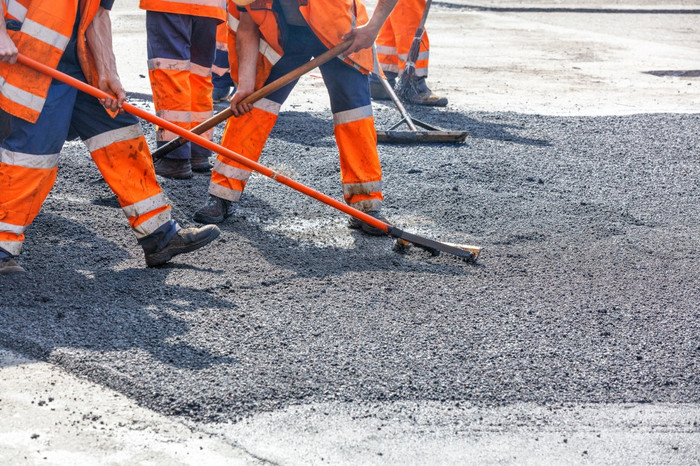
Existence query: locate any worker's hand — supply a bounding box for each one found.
[97,73,127,112]
[341,24,380,55]
[229,88,254,117]
[0,32,18,64]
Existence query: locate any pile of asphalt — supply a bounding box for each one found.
[1,102,698,422]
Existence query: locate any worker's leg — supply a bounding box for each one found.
[382,0,447,106]
[196,26,313,223]
[189,14,219,172]
[146,11,196,178]
[71,84,220,266]
[0,81,75,262]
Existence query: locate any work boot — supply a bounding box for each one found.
[154,157,193,179]
[403,76,448,107]
[143,225,220,267]
[0,256,26,275]
[193,195,237,224]
[191,153,212,173]
[212,86,232,103]
[348,210,391,237]
[369,78,395,101]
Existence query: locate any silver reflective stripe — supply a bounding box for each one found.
[333,105,373,125]
[0,220,27,235]
[0,241,22,256]
[148,58,189,71]
[228,12,239,32]
[253,98,281,115]
[157,109,191,123]
[212,159,251,181]
[191,110,214,123]
[131,210,172,239]
[259,40,281,65]
[212,64,228,76]
[156,128,179,142]
[0,147,59,169]
[375,45,397,55]
[209,181,242,202]
[350,198,381,212]
[122,193,168,218]
[22,18,70,50]
[6,1,28,22]
[342,180,382,197]
[0,76,45,112]
[414,68,428,77]
[191,62,211,77]
[398,50,429,62]
[84,124,142,153]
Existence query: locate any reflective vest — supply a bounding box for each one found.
[227,0,373,89]
[0,0,104,123]
[140,0,227,21]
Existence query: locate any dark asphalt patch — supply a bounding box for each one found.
[1,109,698,423]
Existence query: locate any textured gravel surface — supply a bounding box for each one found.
[1,103,698,424]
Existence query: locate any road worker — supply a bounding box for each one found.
[0,0,220,275]
[370,0,447,106]
[194,0,399,236]
[140,0,226,178]
[212,22,235,103]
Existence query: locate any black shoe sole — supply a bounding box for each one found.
[145,228,220,267]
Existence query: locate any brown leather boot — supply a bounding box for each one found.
[143,225,220,267]
[398,76,448,107]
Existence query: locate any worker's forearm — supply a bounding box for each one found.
[236,12,260,92]
[365,0,399,34]
[85,7,119,79]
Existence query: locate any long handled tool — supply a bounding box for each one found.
[17,54,481,262]
[374,71,467,143]
[395,0,432,100]
[372,2,467,144]
[152,40,352,160]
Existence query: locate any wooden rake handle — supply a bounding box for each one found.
[151,39,352,159]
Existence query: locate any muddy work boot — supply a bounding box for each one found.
[191,153,212,173]
[143,225,220,267]
[154,157,193,179]
[399,76,448,107]
[0,256,26,275]
[348,211,391,237]
[193,195,237,224]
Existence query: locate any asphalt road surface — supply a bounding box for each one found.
[1,1,698,464]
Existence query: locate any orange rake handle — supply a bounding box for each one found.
[15,53,391,235]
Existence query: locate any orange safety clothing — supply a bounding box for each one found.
[213,21,230,79]
[225,0,374,89]
[0,0,105,123]
[376,0,430,78]
[140,2,225,160]
[0,2,175,257]
[211,5,383,212]
[139,0,226,21]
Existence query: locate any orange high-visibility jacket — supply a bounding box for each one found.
[140,0,226,21]
[226,0,374,90]
[0,0,106,123]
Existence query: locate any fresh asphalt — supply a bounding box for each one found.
[1,1,698,464]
